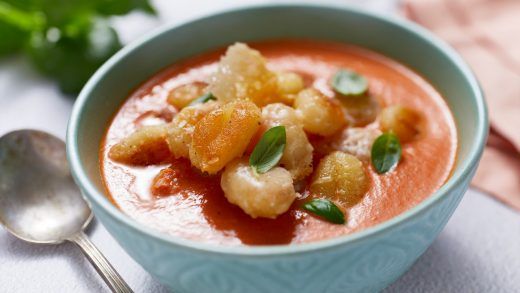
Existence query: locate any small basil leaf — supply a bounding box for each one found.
[249,126,286,174]
[331,69,368,96]
[189,92,217,106]
[302,199,345,224]
[371,133,402,174]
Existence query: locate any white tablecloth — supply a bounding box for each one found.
[1,0,519,292]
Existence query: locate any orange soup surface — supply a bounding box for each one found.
[101,40,457,246]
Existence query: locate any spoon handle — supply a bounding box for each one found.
[69,232,133,293]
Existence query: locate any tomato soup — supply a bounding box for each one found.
[100,40,457,246]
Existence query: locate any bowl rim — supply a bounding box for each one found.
[67,3,488,257]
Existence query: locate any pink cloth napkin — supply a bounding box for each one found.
[404,0,520,211]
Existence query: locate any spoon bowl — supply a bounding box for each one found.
[0,129,132,293]
[0,130,92,243]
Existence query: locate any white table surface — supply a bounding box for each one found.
[1,0,519,292]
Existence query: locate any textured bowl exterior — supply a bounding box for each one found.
[67,4,487,293]
[90,174,473,293]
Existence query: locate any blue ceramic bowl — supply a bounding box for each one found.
[67,4,487,293]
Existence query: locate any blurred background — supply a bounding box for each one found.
[1,0,518,292]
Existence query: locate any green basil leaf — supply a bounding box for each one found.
[249,126,286,174]
[331,69,368,96]
[189,92,217,106]
[371,133,402,174]
[302,199,345,224]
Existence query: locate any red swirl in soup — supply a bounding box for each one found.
[100,40,457,246]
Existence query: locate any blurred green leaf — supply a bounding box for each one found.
[0,23,26,57]
[0,0,38,12]
[2,0,91,27]
[0,2,44,30]
[0,0,156,93]
[27,20,121,93]
[0,2,42,57]
[95,0,156,16]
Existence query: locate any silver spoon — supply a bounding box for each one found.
[0,130,133,293]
